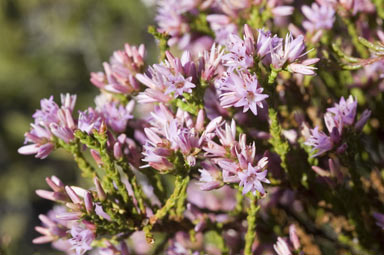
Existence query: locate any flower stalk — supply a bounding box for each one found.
[244,193,260,255]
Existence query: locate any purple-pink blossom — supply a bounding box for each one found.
[304,95,369,157]
[78,108,103,134]
[18,94,77,158]
[238,159,270,195]
[218,71,268,116]
[302,3,335,32]
[222,33,254,70]
[271,33,307,69]
[90,44,145,94]
[136,51,197,104]
[327,96,357,126]
[69,223,95,255]
[304,127,334,157]
[98,101,134,133]
[33,207,69,244]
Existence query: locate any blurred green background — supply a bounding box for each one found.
[0,0,155,254]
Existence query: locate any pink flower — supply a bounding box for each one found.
[136,51,197,103]
[155,0,196,48]
[19,94,77,158]
[218,71,268,116]
[199,43,224,81]
[207,14,238,44]
[136,65,175,103]
[69,223,95,255]
[35,176,69,202]
[141,127,174,171]
[203,119,269,191]
[222,33,254,70]
[287,58,319,76]
[256,28,281,59]
[18,125,54,159]
[33,207,69,244]
[98,101,134,133]
[302,3,335,32]
[304,127,333,157]
[198,160,223,191]
[164,73,195,97]
[327,96,357,126]
[78,108,103,134]
[142,106,223,171]
[271,33,306,69]
[274,237,292,255]
[238,159,270,195]
[328,112,344,139]
[32,96,60,124]
[90,44,145,94]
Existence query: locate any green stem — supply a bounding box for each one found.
[268,68,280,85]
[148,25,170,61]
[143,224,154,244]
[130,173,146,215]
[152,175,189,223]
[268,108,290,174]
[175,175,190,219]
[94,133,134,210]
[59,137,96,178]
[244,194,260,255]
[72,144,95,177]
[119,162,147,214]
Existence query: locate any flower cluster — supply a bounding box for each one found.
[201,120,270,195]
[19,93,135,162]
[305,95,371,157]
[214,24,320,116]
[302,2,335,33]
[137,45,223,105]
[217,70,268,116]
[18,94,77,158]
[33,176,115,255]
[222,25,320,75]
[142,105,214,171]
[90,44,145,95]
[19,0,384,254]
[155,0,294,51]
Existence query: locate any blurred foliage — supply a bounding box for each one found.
[0,0,155,254]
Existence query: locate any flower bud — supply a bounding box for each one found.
[65,186,82,204]
[113,142,123,160]
[84,192,94,213]
[195,109,205,132]
[94,177,107,201]
[46,176,64,192]
[354,109,371,132]
[90,149,103,166]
